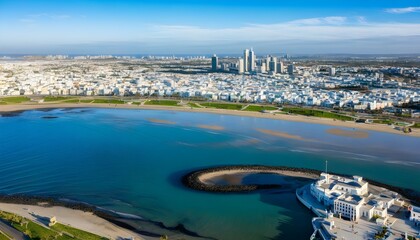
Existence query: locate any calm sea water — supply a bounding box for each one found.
[0,108,419,240]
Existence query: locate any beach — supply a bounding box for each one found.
[198,168,318,185]
[1,102,419,137]
[0,202,152,240]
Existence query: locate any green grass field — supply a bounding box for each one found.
[282,107,354,121]
[43,96,75,102]
[373,119,394,125]
[413,122,420,128]
[51,223,108,240]
[243,105,278,112]
[200,102,244,110]
[0,96,30,103]
[187,102,201,108]
[92,99,125,104]
[0,210,107,240]
[0,232,10,240]
[144,100,179,106]
[62,99,81,103]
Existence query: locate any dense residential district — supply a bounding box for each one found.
[0,50,419,119]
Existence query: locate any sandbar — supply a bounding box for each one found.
[256,128,314,141]
[147,118,175,125]
[326,128,369,138]
[196,124,224,131]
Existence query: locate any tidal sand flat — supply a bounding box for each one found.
[326,128,369,138]
[256,128,314,141]
[146,118,176,125]
[196,124,224,131]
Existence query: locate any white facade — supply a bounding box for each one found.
[243,49,249,72]
[409,205,420,224]
[310,173,397,221]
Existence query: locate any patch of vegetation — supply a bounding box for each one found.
[282,107,354,121]
[145,100,179,106]
[51,223,108,240]
[62,99,81,103]
[0,232,10,240]
[187,102,201,108]
[80,99,94,103]
[93,99,125,104]
[373,119,394,125]
[374,226,388,239]
[0,210,107,240]
[43,96,74,102]
[200,102,244,110]
[243,105,278,112]
[412,122,420,128]
[0,96,30,103]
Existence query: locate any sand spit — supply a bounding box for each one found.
[326,128,369,138]
[256,128,315,142]
[196,124,224,131]
[147,118,176,125]
[183,165,319,193]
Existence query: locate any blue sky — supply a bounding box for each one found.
[1,0,420,54]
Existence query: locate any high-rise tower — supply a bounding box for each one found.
[243,49,250,72]
[249,48,256,72]
[211,54,218,72]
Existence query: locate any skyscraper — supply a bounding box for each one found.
[211,54,218,72]
[265,56,270,69]
[288,64,295,75]
[238,58,244,74]
[269,56,277,73]
[277,61,284,74]
[243,49,249,72]
[249,48,256,72]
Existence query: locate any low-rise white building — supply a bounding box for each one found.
[310,173,398,222]
[409,205,420,226]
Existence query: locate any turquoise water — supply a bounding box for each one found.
[0,108,419,240]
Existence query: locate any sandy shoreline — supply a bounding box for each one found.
[0,202,151,240]
[1,102,418,137]
[198,169,318,184]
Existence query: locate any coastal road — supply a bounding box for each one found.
[0,219,27,240]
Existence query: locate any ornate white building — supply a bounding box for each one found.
[310,173,397,221]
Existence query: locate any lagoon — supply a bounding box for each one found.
[0,108,419,240]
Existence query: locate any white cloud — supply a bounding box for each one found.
[148,17,420,43]
[356,16,367,24]
[385,7,420,14]
[289,16,347,25]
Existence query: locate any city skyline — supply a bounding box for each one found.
[1,0,420,54]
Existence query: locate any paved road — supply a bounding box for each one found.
[0,219,27,240]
